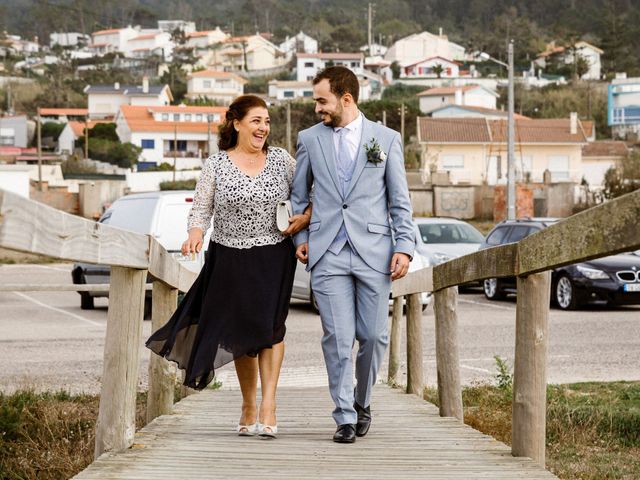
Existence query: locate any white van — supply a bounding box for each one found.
[71,191,211,313]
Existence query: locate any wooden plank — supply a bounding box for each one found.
[519,189,640,275]
[147,281,178,424]
[94,266,147,459]
[391,266,433,297]
[433,287,463,421]
[0,189,149,269]
[148,237,198,292]
[405,293,424,396]
[387,297,403,385]
[512,271,551,467]
[433,243,518,292]
[74,385,557,479]
[0,284,153,292]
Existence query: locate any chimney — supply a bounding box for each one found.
[439,27,443,37]
[454,87,463,106]
[114,82,120,90]
[142,76,149,93]
[570,112,578,135]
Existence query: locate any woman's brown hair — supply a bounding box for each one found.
[217,94,269,151]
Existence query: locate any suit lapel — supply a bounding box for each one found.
[344,116,374,199]
[317,126,343,199]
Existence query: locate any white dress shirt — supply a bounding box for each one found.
[333,112,363,163]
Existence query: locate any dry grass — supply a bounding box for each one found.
[424,381,640,479]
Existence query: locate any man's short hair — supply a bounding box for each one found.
[313,66,359,104]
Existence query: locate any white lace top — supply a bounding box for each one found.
[187,146,296,249]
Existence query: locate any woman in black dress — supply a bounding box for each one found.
[146,95,310,439]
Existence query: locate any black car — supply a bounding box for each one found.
[480,218,640,310]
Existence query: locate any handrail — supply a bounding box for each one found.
[388,188,640,468]
[0,188,198,459]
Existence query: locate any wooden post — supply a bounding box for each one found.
[36,108,43,192]
[388,296,403,385]
[512,271,551,467]
[94,266,147,459]
[433,287,463,420]
[146,281,178,424]
[405,293,424,395]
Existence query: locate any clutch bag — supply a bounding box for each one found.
[276,200,293,232]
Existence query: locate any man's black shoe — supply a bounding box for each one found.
[354,402,371,437]
[333,424,356,443]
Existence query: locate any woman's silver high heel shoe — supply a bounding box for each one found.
[257,423,278,439]
[237,423,258,436]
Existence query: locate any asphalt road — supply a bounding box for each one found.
[1,263,638,395]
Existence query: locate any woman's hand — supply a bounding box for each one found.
[182,228,204,255]
[282,204,312,237]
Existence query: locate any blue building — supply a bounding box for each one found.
[608,77,640,138]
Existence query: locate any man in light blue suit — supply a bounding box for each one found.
[291,66,415,443]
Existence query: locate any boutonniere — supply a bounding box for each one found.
[364,138,387,165]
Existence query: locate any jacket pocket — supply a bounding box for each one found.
[308,221,321,233]
[367,223,391,236]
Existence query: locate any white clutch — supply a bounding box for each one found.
[276,200,293,232]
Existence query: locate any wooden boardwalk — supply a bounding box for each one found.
[74,385,557,479]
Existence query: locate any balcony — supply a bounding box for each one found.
[163,150,201,158]
[610,106,640,126]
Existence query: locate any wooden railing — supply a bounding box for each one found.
[0,189,198,460]
[389,188,640,466]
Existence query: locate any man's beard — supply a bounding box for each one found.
[320,105,343,127]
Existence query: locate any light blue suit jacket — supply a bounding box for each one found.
[291,115,415,274]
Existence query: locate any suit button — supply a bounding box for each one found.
[343,204,348,209]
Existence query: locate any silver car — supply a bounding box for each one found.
[413,217,485,265]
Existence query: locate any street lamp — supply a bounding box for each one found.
[477,40,516,220]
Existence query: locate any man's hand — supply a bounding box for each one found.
[390,253,410,280]
[296,243,309,264]
[182,228,203,256]
[282,213,310,236]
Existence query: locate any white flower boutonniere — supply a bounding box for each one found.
[364,138,387,165]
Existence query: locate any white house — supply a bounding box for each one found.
[49,32,90,48]
[85,78,173,120]
[268,79,371,102]
[89,26,139,56]
[186,70,247,105]
[200,35,287,72]
[401,56,460,79]
[385,30,466,66]
[296,52,364,82]
[417,85,498,114]
[115,104,227,169]
[534,41,603,81]
[581,140,629,187]
[279,31,318,60]
[186,28,229,50]
[126,31,173,60]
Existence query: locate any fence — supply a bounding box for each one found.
[389,188,640,466]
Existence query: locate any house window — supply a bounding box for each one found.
[303,91,313,97]
[185,114,192,121]
[351,62,358,68]
[0,127,15,145]
[283,91,295,98]
[141,139,155,149]
[196,114,203,121]
[169,140,187,151]
[212,114,220,121]
[203,80,211,88]
[304,62,314,67]
[441,154,464,169]
[306,76,314,81]
[548,155,570,181]
[173,114,180,121]
[161,113,169,121]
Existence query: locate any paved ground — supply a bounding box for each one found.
[1,263,639,395]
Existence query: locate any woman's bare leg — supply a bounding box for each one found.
[258,341,285,430]
[234,355,258,428]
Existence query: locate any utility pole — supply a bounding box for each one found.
[399,103,406,146]
[173,124,177,182]
[507,40,516,220]
[382,109,386,126]
[286,101,292,153]
[37,108,43,192]
[84,117,89,160]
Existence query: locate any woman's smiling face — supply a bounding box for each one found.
[234,106,270,151]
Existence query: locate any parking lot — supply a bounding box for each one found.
[1,263,639,394]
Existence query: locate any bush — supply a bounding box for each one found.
[41,122,65,141]
[159,179,197,190]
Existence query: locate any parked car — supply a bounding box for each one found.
[480,218,640,309]
[413,217,485,265]
[291,228,432,312]
[71,191,211,314]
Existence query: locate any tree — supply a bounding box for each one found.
[432,63,444,79]
[603,151,640,199]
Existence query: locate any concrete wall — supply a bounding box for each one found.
[434,185,475,219]
[30,183,79,214]
[0,165,31,197]
[125,170,202,192]
[78,180,128,219]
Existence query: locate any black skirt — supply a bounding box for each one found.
[146,239,296,390]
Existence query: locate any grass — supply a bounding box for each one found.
[424,379,640,479]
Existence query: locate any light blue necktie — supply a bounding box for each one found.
[328,128,355,255]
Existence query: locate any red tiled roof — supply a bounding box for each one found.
[404,56,461,68]
[39,108,88,116]
[93,29,121,36]
[582,141,629,157]
[130,34,159,41]
[297,52,363,60]
[119,105,226,134]
[419,117,589,143]
[67,120,109,137]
